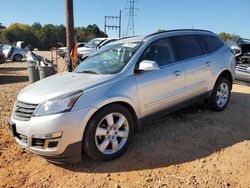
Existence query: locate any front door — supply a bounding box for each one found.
[135,38,186,117]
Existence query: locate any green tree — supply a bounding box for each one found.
[0,23,6,30]
[0,22,106,50]
[157,29,166,32]
[219,32,240,42]
[76,24,107,42]
[0,31,9,43]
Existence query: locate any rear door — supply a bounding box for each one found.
[199,34,225,88]
[135,38,186,117]
[170,35,210,99]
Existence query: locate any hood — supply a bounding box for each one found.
[238,38,250,54]
[240,44,250,54]
[18,72,112,104]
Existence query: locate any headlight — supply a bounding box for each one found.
[33,90,83,116]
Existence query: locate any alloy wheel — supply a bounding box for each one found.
[95,112,129,155]
[216,82,229,108]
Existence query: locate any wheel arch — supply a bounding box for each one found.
[86,100,141,134]
[216,69,233,90]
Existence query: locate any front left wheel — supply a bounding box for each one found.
[83,104,134,161]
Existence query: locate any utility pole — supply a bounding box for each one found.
[104,10,122,38]
[65,0,74,72]
[126,0,137,36]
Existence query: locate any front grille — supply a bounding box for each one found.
[13,101,38,121]
[236,65,250,73]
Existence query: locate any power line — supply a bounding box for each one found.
[126,0,138,36]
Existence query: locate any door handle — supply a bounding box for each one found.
[205,62,211,67]
[173,70,182,76]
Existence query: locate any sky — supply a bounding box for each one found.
[0,0,250,38]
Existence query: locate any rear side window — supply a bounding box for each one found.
[170,35,204,61]
[199,35,223,53]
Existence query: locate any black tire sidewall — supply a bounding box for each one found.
[83,104,134,161]
[210,77,231,111]
[13,54,22,62]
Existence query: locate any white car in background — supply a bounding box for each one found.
[78,38,117,60]
[57,42,86,58]
[2,44,27,62]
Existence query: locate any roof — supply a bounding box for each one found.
[109,29,215,45]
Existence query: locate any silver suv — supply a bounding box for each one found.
[8,30,235,163]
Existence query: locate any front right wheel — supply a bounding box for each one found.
[206,77,231,111]
[83,104,134,161]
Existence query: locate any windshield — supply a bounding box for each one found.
[74,41,142,75]
[85,38,106,48]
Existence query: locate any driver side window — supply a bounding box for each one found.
[141,38,176,67]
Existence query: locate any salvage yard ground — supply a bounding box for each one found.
[0,53,250,188]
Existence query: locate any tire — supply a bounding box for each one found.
[13,54,23,62]
[0,58,5,64]
[83,104,134,161]
[206,77,231,111]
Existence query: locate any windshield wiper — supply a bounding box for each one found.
[80,70,100,74]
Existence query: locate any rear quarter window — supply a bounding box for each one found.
[170,35,204,61]
[199,35,224,54]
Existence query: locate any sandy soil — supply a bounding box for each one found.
[0,55,250,188]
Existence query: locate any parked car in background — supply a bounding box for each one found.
[16,41,26,49]
[8,29,235,163]
[2,44,27,62]
[0,50,6,64]
[78,38,118,60]
[77,38,107,59]
[96,38,118,50]
[57,42,86,58]
[229,38,250,82]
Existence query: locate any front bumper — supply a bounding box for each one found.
[235,70,250,82]
[8,107,97,163]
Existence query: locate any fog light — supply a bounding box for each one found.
[48,141,58,148]
[32,132,62,139]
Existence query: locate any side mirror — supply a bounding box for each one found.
[138,60,160,72]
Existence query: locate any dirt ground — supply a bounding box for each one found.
[0,54,250,188]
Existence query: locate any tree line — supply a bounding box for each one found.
[0,22,241,50]
[157,29,241,42]
[0,22,107,50]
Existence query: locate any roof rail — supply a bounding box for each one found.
[144,29,213,39]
